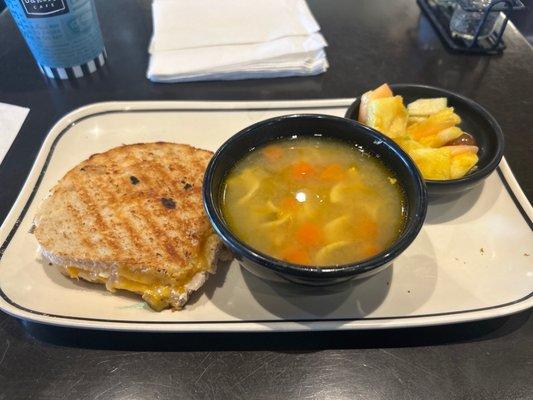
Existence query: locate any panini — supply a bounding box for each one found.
[33,142,223,311]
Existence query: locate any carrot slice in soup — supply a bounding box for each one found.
[296,221,324,247]
[282,246,311,264]
[291,161,314,178]
[320,164,345,181]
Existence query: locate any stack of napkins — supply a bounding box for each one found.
[147,0,328,82]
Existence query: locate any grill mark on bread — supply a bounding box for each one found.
[121,147,185,263]
[64,202,95,251]
[135,170,185,264]
[95,167,154,256]
[148,161,176,194]
[93,147,183,260]
[149,162,197,212]
[161,147,199,210]
[71,179,123,253]
[143,152,187,195]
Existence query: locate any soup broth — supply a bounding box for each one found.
[221,137,406,267]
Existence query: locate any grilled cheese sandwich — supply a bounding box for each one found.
[33,142,224,310]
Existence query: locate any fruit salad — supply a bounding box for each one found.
[357,84,479,180]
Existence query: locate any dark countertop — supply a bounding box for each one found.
[0,0,531,399]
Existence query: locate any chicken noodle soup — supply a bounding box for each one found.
[221,137,406,267]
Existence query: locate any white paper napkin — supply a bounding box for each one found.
[147,0,328,83]
[150,0,320,52]
[0,103,29,165]
[150,50,328,82]
[148,33,328,82]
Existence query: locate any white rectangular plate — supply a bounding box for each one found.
[0,100,531,332]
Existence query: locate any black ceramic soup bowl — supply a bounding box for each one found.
[203,114,428,286]
[345,84,505,197]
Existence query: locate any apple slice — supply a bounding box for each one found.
[358,83,393,124]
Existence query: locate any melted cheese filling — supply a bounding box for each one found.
[59,242,211,311]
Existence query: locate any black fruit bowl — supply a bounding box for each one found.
[203,114,428,286]
[345,84,505,197]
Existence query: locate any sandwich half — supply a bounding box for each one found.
[33,142,223,311]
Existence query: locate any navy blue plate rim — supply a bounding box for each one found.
[203,113,428,279]
[344,83,505,187]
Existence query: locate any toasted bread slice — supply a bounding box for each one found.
[33,142,223,310]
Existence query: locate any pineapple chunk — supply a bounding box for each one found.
[408,116,427,126]
[407,107,461,140]
[450,152,479,179]
[366,96,408,139]
[407,98,448,116]
[396,137,424,154]
[418,127,464,148]
[409,147,452,180]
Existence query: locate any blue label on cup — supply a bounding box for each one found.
[6,0,104,68]
[19,0,70,18]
